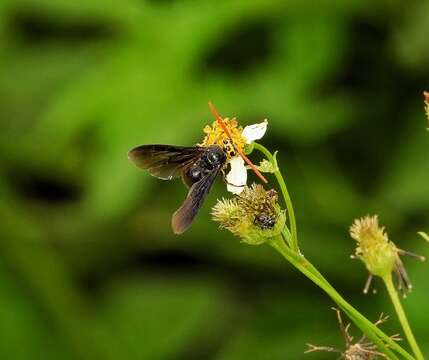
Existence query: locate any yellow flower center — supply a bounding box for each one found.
[200,118,246,160]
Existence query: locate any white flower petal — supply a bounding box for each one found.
[242,120,268,144]
[226,156,247,194]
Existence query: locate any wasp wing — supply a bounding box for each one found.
[128,144,203,180]
[172,166,221,234]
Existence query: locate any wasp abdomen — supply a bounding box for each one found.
[182,146,226,187]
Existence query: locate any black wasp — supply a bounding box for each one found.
[128,102,267,234]
[128,143,227,234]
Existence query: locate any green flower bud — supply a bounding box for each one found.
[350,215,397,278]
[212,184,286,245]
[256,159,278,173]
[350,215,425,296]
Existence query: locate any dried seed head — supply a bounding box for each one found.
[306,308,399,359]
[212,184,286,245]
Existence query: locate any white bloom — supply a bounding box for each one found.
[241,120,268,144]
[226,157,247,194]
[226,120,268,194]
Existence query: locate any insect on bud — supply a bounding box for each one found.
[212,184,286,245]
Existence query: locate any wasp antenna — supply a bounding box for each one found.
[207,101,268,184]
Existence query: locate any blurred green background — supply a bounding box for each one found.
[0,0,428,359]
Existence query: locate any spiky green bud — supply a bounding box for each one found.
[212,184,286,245]
[256,159,278,173]
[350,215,397,278]
[350,215,425,296]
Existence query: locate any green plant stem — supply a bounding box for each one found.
[270,235,415,360]
[282,237,415,360]
[253,142,298,251]
[253,144,416,359]
[383,273,424,360]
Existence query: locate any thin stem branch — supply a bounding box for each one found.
[383,273,424,360]
[253,143,418,360]
[270,234,415,360]
[253,143,298,251]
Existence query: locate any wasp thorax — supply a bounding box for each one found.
[201,145,226,169]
